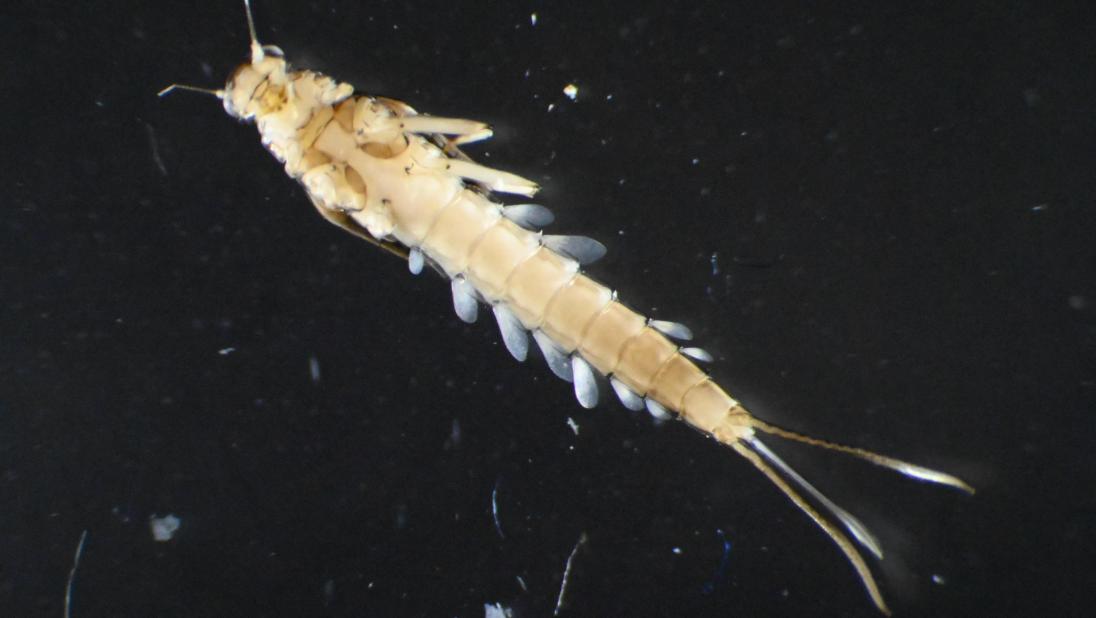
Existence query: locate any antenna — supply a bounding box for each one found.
[243,0,265,64]
[157,84,224,99]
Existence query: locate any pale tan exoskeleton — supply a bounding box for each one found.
[159,2,974,613]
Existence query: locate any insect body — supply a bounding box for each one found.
[161,2,973,614]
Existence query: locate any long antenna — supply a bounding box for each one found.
[157,84,224,99]
[243,0,264,63]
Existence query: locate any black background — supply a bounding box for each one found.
[3,1,1094,616]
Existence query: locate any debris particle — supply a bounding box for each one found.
[672,547,683,555]
[143,121,168,176]
[554,533,588,616]
[485,602,513,618]
[492,478,505,539]
[932,574,947,585]
[149,514,181,541]
[444,418,462,450]
[217,347,236,356]
[710,252,720,276]
[64,530,88,618]
[547,103,556,112]
[516,575,528,591]
[563,83,578,101]
[701,529,733,594]
[308,355,321,383]
[323,579,336,606]
[566,417,580,435]
[530,13,537,26]
[1031,203,1048,212]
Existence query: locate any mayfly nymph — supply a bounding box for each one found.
[159,2,973,613]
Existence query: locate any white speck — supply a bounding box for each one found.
[554,533,588,616]
[1069,295,1088,310]
[485,602,513,618]
[491,480,505,539]
[566,417,580,435]
[606,94,614,101]
[65,530,88,618]
[217,347,235,356]
[563,83,578,100]
[932,574,947,585]
[672,547,683,554]
[547,103,555,112]
[530,13,537,26]
[691,158,700,165]
[444,418,462,449]
[149,514,181,541]
[308,355,321,383]
[1031,203,1048,212]
[111,505,132,524]
[516,575,528,591]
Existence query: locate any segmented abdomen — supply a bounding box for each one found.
[418,185,741,436]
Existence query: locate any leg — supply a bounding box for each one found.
[307,195,409,261]
[444,159,539,196]
[400,116,494,145]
